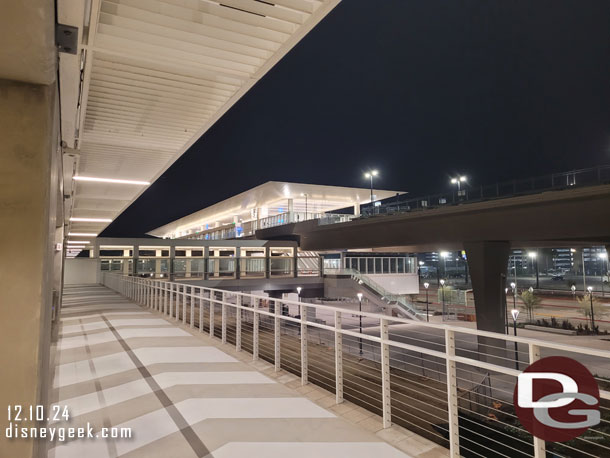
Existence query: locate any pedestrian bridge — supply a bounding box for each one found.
[48,274,610,458]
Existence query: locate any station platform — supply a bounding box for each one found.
[48,285,446,458]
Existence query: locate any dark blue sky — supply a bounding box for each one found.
[103,0,610,237]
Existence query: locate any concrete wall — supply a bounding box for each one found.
[64,258,99,285]
[0,80,60,458]
[367,273,419,294]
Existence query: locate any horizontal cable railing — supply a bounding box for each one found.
[103,272,610,458]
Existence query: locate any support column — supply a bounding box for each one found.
[465,241,510,365]
[0,79,60,458]
[353,202,360,217]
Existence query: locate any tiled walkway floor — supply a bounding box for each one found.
[48,285,436,458]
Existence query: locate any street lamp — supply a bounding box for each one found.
[528,251,539,289]
[364,170,378,204]
[510,282,518,322]
[296,286,302,301]
[357,292,364,355]
[423,282,430,322]
[587,286,596,334]
[505,287,510,333]
[450,175,467,191]
[511,308,520,370]
[439,279,446,320]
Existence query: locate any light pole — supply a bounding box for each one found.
[511,308,520,370]
[423,282,430,322]
[364,170,378,204]
[296,286,302,301]
[450,175,467,191]
[528,251,539,289]
[510,281,517,321]
[300,193,308,220]
[587,286,596,334]
[357,292,364,355]
[439,279,446,320]
[504,287,510,333]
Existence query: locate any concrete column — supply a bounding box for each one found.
[203,246,209,280]
[168,246,175,280]
[465,241,510,365]
[133,245,139,276]
[354,202,360,216]
[155,249,162,277]
[185,249,191,278]
[123,249,130,275]
[0,80,60,458]
[464,241,510,334]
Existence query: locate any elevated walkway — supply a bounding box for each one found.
[48,285,442,458]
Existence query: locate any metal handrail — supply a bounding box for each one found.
[359,164,610,218]
[103,273,610,458]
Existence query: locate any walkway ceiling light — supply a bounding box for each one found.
[73,176,150,185]
[68,232,97,237]
[67,240,89,244]
[70,217,113,222]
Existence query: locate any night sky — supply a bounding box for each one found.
[102,0,610,237]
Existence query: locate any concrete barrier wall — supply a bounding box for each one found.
[64,258,98,284]
[367,273,420,294]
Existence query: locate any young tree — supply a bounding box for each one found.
[577,294,607,331]
[519,290,541,323]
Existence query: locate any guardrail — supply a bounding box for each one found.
[103,273,610,458]
[360,164,610,218]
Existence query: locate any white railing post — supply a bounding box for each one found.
[209,292,215,338]
[182,286,187,324]
[156,281,160,310]
[253,298,259,361]
[190,287,195,328]
[154,281,158,310]
[221,292,227,344]
[274,299,281,372]
[199,288,204,333]
[176,284,181,321]
[529,343,546,458]
[163,282,167,314]
[147,280,151,308]
[445,329,460,457]
[335,310,344,404]
[169,283,174,318]
[236,295,242,351]
[380,318,392,428]
[300,303,308,385]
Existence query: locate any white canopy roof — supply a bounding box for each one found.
[148,181,406,238]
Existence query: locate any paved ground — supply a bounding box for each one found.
[48,285,447,458]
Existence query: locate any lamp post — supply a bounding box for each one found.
[296,286,302,301]
[528,251,539,289]
[510,282,517,319]
[423,282,430,322]
[364,170,378,204]
[511,308,520,370]
[505,287,510,333]
[450,175,467,191]
[439,279,446,320]
[357,292,364,355]
[587,286,596,334]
